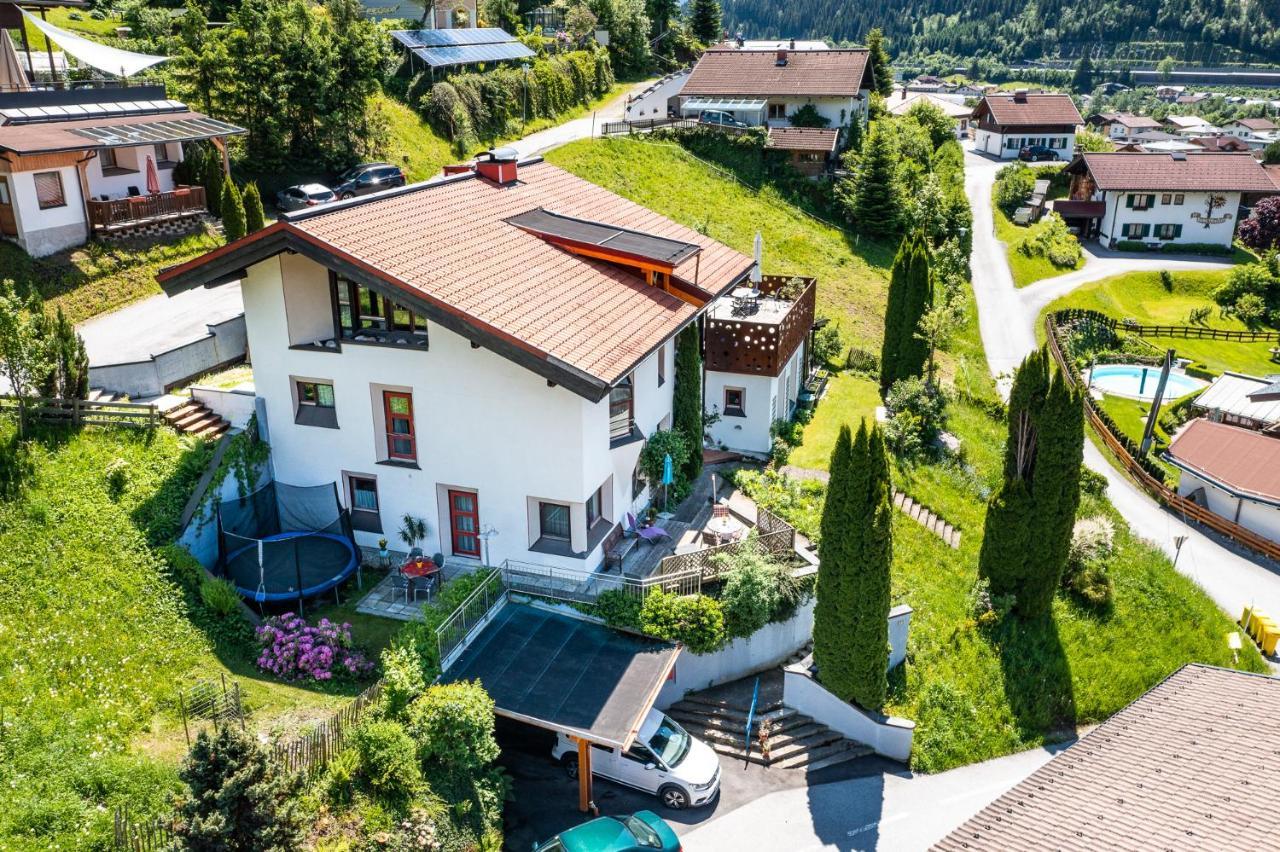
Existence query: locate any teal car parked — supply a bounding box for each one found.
[533,811,681,852]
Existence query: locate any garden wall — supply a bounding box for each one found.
[192,385,257,428]
[782,667,915,762]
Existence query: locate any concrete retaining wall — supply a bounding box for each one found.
[192,385,258,428]
[782,667,915,762]
[89,315,247,398]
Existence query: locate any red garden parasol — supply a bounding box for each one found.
[145,155,160,195]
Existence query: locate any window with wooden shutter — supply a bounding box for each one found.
[34,172,66,209]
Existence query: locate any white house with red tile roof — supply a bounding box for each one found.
[1221,116,1280,148]
[158,152,812,570]
[971,91,1082,159]
[1167,418,1280,544]
[678,47,873,130]
[1063,151,1277,249]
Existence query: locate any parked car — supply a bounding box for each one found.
[551,709,720,810]
[532,811,681,852]
[1018,145,1060,161]
[698,110,749,129]
[332,162,407,199]
[275,183,336,211]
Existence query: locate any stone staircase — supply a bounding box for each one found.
[893,491,961,549]
[666,669,872,772]
[163,398,230,438]
[87,387,124,404]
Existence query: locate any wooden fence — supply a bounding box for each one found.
[1045,314,1280,564]
[656,508,797,580]
[0,395,158,429]
[1054,308,1280,343]
[272,680,383,778]
[113,809,174,852]
[600,117,700,135]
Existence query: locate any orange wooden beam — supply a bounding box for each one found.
[576,737,594,814]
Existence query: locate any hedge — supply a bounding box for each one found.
[1113,240,1235,256]
[420,49,614,146]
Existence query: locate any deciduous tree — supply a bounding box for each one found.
[1239,195,1280,251]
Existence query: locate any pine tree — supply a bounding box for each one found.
[689,0,721,44]
[172,724,302,851]
[850,121,901,238]
[38,307,88,400]
[879,233,932,395]
[221,180,247,242]
[866,28,894,97]
[673,324,703,484]
[813,421,891,710]
[647,0,679,49]
[978,348,1084,618]
[1071,52,1094,94]
[242,181,266,233]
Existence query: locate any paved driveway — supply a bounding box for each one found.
[963,144,1280,630]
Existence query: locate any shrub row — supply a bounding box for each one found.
[419,49,614,147]
[1111,240,1236,256]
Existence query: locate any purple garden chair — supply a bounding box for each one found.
[625,512,670,545]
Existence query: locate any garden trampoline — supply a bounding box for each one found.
[217,481,359,605]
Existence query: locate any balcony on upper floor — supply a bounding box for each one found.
[704,274,817,377]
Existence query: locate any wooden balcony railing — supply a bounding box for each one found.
[87,185,206,230]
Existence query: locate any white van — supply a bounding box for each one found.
[551,709,721,810]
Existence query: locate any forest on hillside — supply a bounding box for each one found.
[721,0,1280,65]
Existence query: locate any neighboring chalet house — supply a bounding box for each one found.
[889,91,973,137]
[423,0,477,29]
[1163,114,1219,136]
[1061,151,1275,249]
[679,47,873,131]
[1167,419,1280,544]
[765,126,839,176]
[1221,117,1280,149]
[157,152,799,571]
[1193,372,1280,433]
[1086,111,1163,140]
[936,664,1280,850]
[1190,134,1252,152]
[971,91,1082,159]
[0,84,243,256]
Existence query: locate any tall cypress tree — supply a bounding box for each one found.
[202,154,225,221]
[672,324,703,483]
[978,348,1084,617]
[851,121,901,238]
[814,421,892,710]
[242,181,266,233]
[689,0,721,44]
[866,28,894,97]
[879,233,932,395]
[221,180,247,242]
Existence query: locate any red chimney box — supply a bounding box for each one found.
[775,49,788,66]
[1013,89,1029,103]
[477,147,520,185]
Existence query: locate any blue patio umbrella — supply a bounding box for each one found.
[661,453,674,510]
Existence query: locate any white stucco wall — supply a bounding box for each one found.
[240,253,675,571]
[8,164,87,256]
[705,370,777,454]
[1177,471,1280,543]
[782,668,915,762]
[1097,189,1241,248]
[975,128,1075,159]
[681,93,866,130]
[625,70,691,121]
[84,143,180,201]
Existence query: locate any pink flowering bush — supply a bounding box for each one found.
[255,613,373,681]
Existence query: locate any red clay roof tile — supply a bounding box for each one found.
[682,48,872,98]
[977,92,1083,127]
[766,126,839,152]
[1166,418,1280,503]
[1079,151,1276,192]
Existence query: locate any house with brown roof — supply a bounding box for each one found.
[0,82,243,256]
[971,91,1082,159]
[1062,151,1276,249]
[1167,418,1280,543]
[934,664,1280,851]
[678,47,873,131]
[888,91,973,137]
[1085,111,1163,141]
[157,151,816,567]
[1220,116,1280,149]
[765,126,839,175]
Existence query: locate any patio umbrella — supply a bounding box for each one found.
[661,452,673,510]
[0,31,30,93]
[145,156,160,195]
[751,232,763,285]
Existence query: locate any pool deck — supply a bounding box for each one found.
[1084,363,1207,401]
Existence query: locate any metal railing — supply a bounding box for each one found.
[501,559,703,603]
[434,566,506,666]
[87,186,207,230]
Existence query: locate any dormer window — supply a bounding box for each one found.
[333,275,429,348]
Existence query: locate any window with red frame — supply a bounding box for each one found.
[383,391,416,460]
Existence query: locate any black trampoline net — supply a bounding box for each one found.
[217,481,358,600]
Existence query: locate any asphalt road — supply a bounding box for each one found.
[963,145,1280,632]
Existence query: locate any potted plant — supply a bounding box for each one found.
[399,514,429,557]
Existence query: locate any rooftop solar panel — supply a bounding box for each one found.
[411,40,535,68]
[391,27,516,48]
[507,207,703,266]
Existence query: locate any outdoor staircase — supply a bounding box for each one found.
[164,398,230,439]
[87,387,124,403]
[667,671,872,772]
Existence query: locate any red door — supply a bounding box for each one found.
[448,490,480,557]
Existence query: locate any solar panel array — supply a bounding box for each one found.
[391,27,515,48]
[69,116,245,147]
[0,99,187,125]
[391,27,535,69]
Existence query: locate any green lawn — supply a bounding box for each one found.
[0,425,383,849]
[787,373,881,470]
[0,232,223,325]
[1040,269,1278,376]
[994,202,1084,288]
[545,137,896,349]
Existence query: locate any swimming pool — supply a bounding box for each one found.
[1086,364,1207,400]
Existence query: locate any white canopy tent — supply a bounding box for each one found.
[20,8,168,78]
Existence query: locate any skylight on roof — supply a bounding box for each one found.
[507,207,702,267]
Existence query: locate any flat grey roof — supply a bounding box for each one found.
[77,280,244,369]
[507,207,703,266]
[440,603,680,748]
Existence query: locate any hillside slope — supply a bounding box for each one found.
[722,0,1280,64]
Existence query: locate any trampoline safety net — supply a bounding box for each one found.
[217,481,359,603]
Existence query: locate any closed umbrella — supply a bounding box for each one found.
[145,155,160,195]
[661,452,673,510]
[0,31,30,93]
